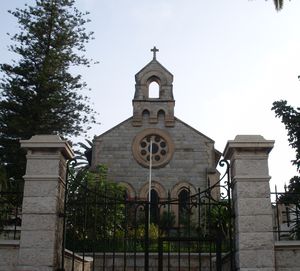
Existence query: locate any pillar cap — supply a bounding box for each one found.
[20,134,74,160]
[223,135,275,160]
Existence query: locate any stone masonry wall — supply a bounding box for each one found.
[0,241,19,271]
[0,243,92,271]
[92,117,216,196]
[275,241,300,270]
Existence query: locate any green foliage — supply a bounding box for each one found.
[272,100,300,170]
[272,100,300,194]
[280,177,300,204]
[284,205,300,240]
[272,100,300,239]
[278,176,300,240]
[273,0,285,11]
[159,210,176,232]
[0,166,8,191]
[74,139,93,168]
[208,203,231,239]
[65,160,233,253]
[0,0,97,182]
[251,0,290,12]
[66,164,126,250]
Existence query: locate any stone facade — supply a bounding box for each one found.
[92,117,219,198]
[91,51,220,198]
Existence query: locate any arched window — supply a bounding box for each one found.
[119,182,136,199]
[142,109,150,122]
[178,188,190,223]
[149,189,159,224]
[148,81,160,98]
[124,190,129,200]
[157,109,165,122]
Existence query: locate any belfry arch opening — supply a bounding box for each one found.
[148,81,160,98]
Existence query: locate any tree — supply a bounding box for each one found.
[74,139,93,168]
[266,0,290,11]
[273,0,285,11]
[0,0,97,183]
[251,0,290,11]
[65,164,126,252]
[272,100,300,170]
[272,100,300,239]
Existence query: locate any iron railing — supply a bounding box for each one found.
[61,159,235,271]
[272,187,300,241]
[0,181,23,240]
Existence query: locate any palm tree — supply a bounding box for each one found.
[274,0,284,11]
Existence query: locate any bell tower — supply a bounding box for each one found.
[132,47,175,127]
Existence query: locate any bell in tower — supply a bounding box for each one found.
[132,47,175,127]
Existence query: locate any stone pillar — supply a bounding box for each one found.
[18,135,74,271]
[223,135,275,271]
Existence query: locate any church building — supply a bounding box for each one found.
[91,48,221,201]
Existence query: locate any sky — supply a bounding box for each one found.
[0,0,299,191]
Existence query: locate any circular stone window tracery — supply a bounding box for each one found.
[132,128,174,168]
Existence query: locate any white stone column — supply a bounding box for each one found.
[18,135,74,271]
[223,135,275,271]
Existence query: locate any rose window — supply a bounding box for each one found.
[139,135,168,163]
[132,129,174,168]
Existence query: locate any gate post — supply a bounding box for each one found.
[223,135,275,271]
[17,135,74,271]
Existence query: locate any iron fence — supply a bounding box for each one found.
[272,187,300,241]
[0,180,23,240]
[61,160,235,271]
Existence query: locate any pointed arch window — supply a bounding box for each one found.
[149,189,159,224]
[178,188,190,223]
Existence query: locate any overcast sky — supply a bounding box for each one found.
[0,0,299,191]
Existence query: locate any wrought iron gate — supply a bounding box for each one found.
[60,160,235,271]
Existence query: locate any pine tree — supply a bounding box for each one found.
[0,0,97,182]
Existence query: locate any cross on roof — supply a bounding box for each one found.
[151,46,159,60]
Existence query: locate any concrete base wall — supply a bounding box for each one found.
[3,242,300,271]
[0,244,92,271]
[0,240,19,271]
[64,249,92,271]
[275,241,300,271]
[83,252,228,271]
